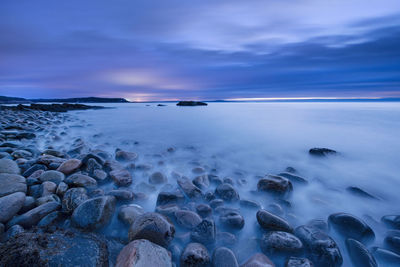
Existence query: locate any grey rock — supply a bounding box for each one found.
[38,211,61,227]
[0,173,26,197]
[196,204,212,218]
[72,196,116,230]
[384,230,400,254]
[4,224,24,241]
[212,247,239,267]
[115,239,172,267]
[156,204,181,218]
[22,164,47,177]
[7,201,61,228]
[19,196,35,214]
[278,172,308,184]
[181,242,210,267]
[346,186,379,200]
[309,148,337,156]
[108,189,134,200]
[57,159,82,174]
[0,158,20,174]
[193,174,210,189]
[0,192,26,223]
[115,150,138,162]
[56,181,68,197]
[93,169,107,181]
[256,209,293,232]
[36,194,60,206]
[372,247,400,266]
[41,181,57,196]
[128,212,175,247]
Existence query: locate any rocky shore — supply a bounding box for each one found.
[0,107,399,267]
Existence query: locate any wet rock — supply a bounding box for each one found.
[260,231,303,256]
[278,172,308,185]
[19,196,35,214]
[382,215,400,230]
[295,225,342,267]
[11,150,32,159]
[128,212,175,247]
[346,186,379,200]
[257,209,293,233]
[36,194,61,206]
[175,210,202,229]
[56,181,68,197]
[240,199,261,209]
[93,169,107,181]
[191,218,216,245]
[0,173,26,197]
[110,169,132,186]
[328,212,375,243]
[65,173,97,188]
[82,153,106,166]
[192,166,206,174]
[285,257,313,267]
[115,239,172,267]
[178,177,203,199]
[108,189,134,200]
[37,211,61,227]
[136,163,153,170]
[0,230,109,267]
[346,238,377,267]
[384,230,400,254]
[0,158,20,174]
[215,183,240,202]
[193,174,210,189]
[42,149,66,158]
[41,181,57,196]
[307,219,328,232]
[177,101,207,106]
[196,204,212,218]
[309,148,337,156]
[156,204,180,219]
[204,191,216,202]
[181,242,210,267]
[217,232,237,247]
[39,170,65,185]
[212,247,239,267]
[115,150,138,162]
[85,158,102,174]
[219,210,245,230]
[22,164,47,177]
[118,204,144,225]
[149,171,167,184]
[241,253,275,267]
[0,192,26,223]
[257,175,293,196]
[62,187,88,213]
[157,191,185,206]
[372,247,400,266]
[4,224,24,241]
[7,201,61,228]
[72,196,116,230]
[210,199,224,209]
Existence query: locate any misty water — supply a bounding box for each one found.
[54,102,400,266]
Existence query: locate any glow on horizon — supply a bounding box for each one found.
[225,96,386,101]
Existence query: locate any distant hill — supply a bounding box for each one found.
[0,96,130,104]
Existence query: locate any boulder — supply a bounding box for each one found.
[72,196,116,230]
[256,209,293,233]
[128,212,175,247]
[115,239,172,267]
[219,210,245,230]
[0,173,26,197]
[180,242,210,267]
[0,158,20,174]
[0,192,26,223]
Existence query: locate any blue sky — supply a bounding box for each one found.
[1,0,400,101]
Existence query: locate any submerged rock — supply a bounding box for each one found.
[128,212,175,247]
[384,230,400,254]
[256,209,293,233]
[180,242,210,267]
[215,183,240,202]
[260,231,303,256]
[177,101,208,106]
[178,177,202,199]
[115,239,172,267]
[118,204,144,225]
[149,171,167,184]
[328,212,375,243]
[372,247,400,266]
[346,238,377,267]
[110,169,132,186]
[257,175,293,196]
[241,253,275,267]
[309,148,337,157]
[175,210,202,229]
[382,215,400,230]
[219,210,245,230]
[212,247,239,267]
[285,257,314,267]
[191,219,216,245]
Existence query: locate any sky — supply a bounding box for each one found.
[1,0,400,101]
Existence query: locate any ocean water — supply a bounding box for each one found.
[60,102,400,266]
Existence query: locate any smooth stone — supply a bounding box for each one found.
[0,173,26,197]
[128,212,175,247]
[0,192,26,223]
[240,253,275,267]
[36,194,60,206]
[384,230,400,254]
[219,210,245,230]
[257,175,293,196]
[156,204,180,219]
[7,201,61,228]
[328,212,375,243]
[57,159,82,175]
[115,150,138,162]
[41,181,57,196]
[217,232,237,247]
[382,215,400,230]
[295,225,342,267]
[192,167,206,174]
[193,174,210,190]
[157,191,185,206]
[0,230,109,266]
[212,247,239,267]
[56,181,68,197]
[4,224,24,241]
[309,147,337,156]
[240,199,261,209]
[178,177,203,199]
[72,196,116,230]
[285,257,314,267]
[108,189,134,200]
[181,242,210,267]
[346,238,377,267]
[210,199,224,208]
[65,173,97,188]
[62,187,88,213]
[256,209,293,232]
[115,239,172,267]
[0,223,4,235]
[118,204,144,225]
[196,204,212,218]
[346,186,379,200]
[278,172,308,184]
[175,210,202,229]
[11,150,32,159]
[0,158,20,174]
[37,211,61,227]
[372,247,400,266]
[191,219,216,245]
[110,169,132,186]
[307,219,328,232]
[149,171,167,184]
[85,158,102,174]
[260,231,303,255]
[22,164,47,177]
[19,196,35,214]
[93,169,107,181]
[215,183,239,202]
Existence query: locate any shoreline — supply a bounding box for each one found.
[0,107,398,266]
